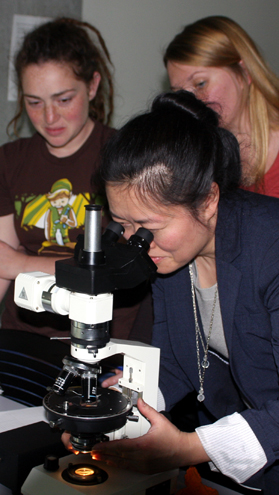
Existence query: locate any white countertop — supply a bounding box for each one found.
[0,395,47,433]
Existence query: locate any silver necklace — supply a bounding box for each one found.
[189,263,218,402]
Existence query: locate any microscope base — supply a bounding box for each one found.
[21,453,178,495]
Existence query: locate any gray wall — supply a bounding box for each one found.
[82,0,279,128]
[2,1,277,140]
[0,0,82,145]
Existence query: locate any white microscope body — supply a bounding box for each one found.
[14,205,159,447]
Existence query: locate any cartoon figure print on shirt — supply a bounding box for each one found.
[44,179,77,248]
[17,178,96,255]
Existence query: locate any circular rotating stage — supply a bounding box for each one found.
[43,386,133,448]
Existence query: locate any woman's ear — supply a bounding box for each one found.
[203,182,220,222]
[239,60,252,85]
[88,72,101,101]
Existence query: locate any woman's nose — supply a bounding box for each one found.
[149,239,156,250]
[44,104,59,124]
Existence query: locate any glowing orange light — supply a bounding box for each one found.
[68,444,80,456]
[75,467,95,477]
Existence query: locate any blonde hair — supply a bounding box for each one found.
[164,16,279,186]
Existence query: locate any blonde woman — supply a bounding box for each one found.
[164,16,279,197]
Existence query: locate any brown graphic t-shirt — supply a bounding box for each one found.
[0,121,115,337]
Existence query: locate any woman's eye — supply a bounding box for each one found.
[195,80,206,89]
[27,100,40,107]
[112,219,131,230]
[59,97,71,104]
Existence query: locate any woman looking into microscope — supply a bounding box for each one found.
[85,90,279,494]
[164,16,279,197]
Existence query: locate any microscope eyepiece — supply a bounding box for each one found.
[127,227,154,251]
[105,221,124,237]
[102,221,125,247]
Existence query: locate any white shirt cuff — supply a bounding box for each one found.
[196,412,267,484]
[157,387,166,412]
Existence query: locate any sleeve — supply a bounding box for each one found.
[237,238,279,472]
[196,236,279,484]
[196,412,267,484]
[152,277,194,411]
[153,273,268,484]
[0,143,17,216]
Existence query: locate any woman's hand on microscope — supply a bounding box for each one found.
[61,431,72,451]
[91,397,210,474]
[101,367,123,388]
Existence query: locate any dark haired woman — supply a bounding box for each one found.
[0,18,137,339]
[89,90,279,493]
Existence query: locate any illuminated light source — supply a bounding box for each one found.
[62,462,108,486]
[75,467,95,476]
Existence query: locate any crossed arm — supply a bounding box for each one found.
[0,213,62,301]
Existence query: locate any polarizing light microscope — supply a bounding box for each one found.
[14,205,178,494]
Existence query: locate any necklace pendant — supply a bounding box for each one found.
[197,387,205,402]
[201,357,210,369]
[197,392,205,402]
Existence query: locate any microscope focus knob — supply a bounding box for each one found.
[49,418,63,428]
[44,454,59,471]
